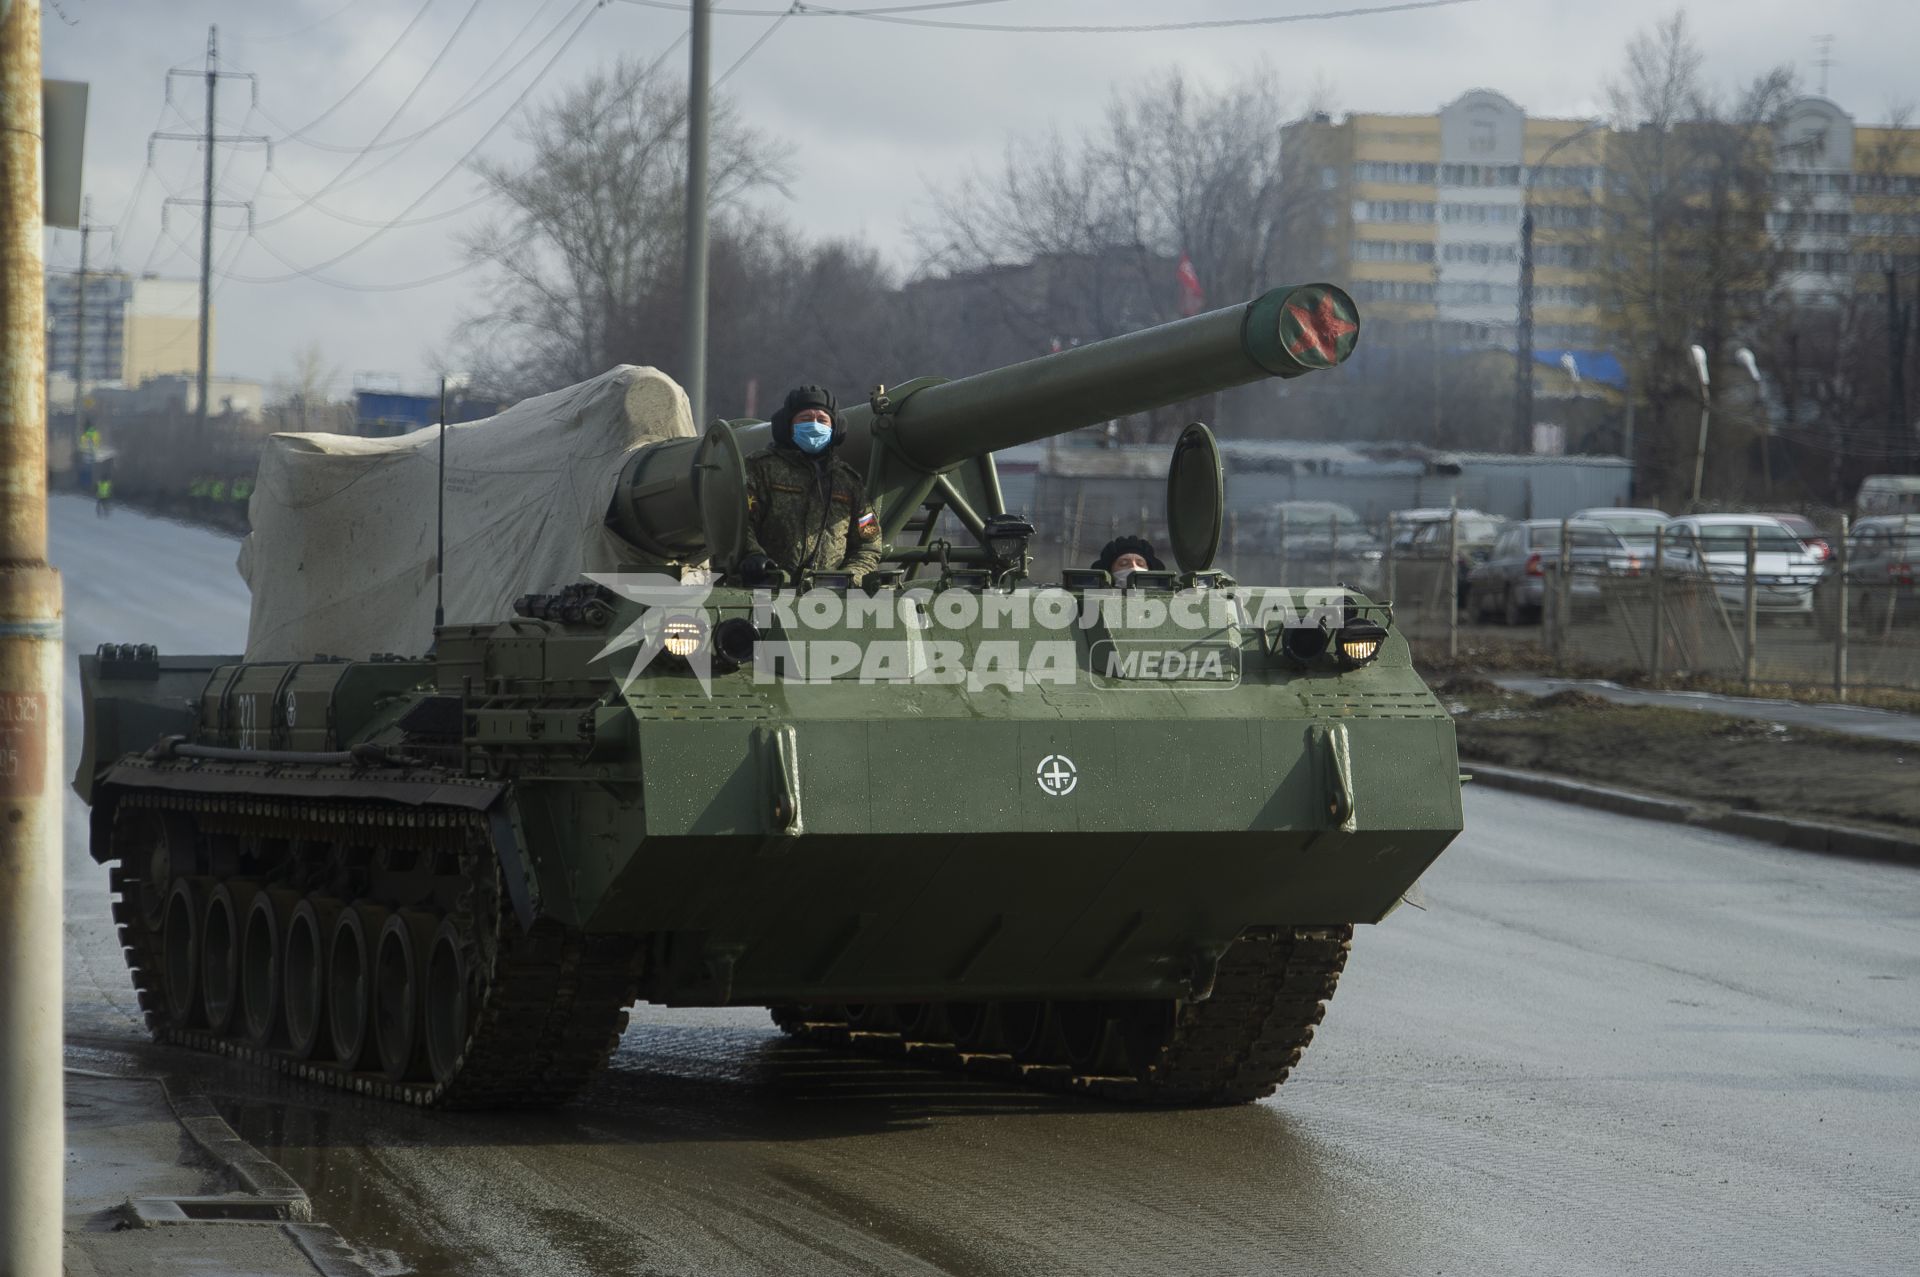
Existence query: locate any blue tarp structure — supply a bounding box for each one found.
[1533,348,1626,389]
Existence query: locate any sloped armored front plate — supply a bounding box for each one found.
[635,715,1460,839]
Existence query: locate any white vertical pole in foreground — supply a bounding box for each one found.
[0,1,67,1270]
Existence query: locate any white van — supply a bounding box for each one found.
[1856,475,1920,516]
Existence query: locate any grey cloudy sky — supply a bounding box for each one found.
[43,0,1920,394]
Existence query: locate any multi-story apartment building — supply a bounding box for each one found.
[45,272,207,391]
[1291,90,1920,355]
[1288,91,1608,355]
[1775,96,1920,305]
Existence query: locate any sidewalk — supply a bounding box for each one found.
[1488,675,1920,744]
[65,1068,372,1277]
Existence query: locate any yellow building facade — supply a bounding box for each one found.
[1290,91,1920,356]
[1289,91,1607,354]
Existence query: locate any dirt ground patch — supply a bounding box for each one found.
[1449,688,1920,837]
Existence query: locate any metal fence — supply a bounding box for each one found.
[1540,519,1920,696]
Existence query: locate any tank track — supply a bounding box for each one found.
[770,924,1353,1106]
[104,784,638,1108]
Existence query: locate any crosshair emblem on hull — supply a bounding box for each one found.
[1036,754,1078,797]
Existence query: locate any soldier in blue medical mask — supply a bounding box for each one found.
[738,384,882,585]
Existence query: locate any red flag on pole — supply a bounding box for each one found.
[1176,252,1205,317]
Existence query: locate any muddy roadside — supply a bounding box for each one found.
[1432,675,1920,839]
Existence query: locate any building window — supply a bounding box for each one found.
[1440,202,1520,225]
[1351,239,1436,263]
[1440,163,1522,187]
[1352,279,1437,303]
[1788,250,1851,273]
[1352,161,1438,185]
[1441,242,1518,264]
[1531,204,1596,229]
[1352,199,1437,223]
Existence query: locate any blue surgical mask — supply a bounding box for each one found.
[792,419,834,454]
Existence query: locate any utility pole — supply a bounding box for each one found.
[681,0,711,426]
[70,196,112,445]
[198,26,216,437]
[1514,123,1603,455]
[153,29,262,440]
[1514,201,1535,453]
[1,1,67,1270]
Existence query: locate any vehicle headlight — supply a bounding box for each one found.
[1336,619,1388,667]
[661,615,706,659]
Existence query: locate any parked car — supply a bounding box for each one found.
[1569,506,1670,559]
[1815,515,1920,633]
[1765,512,1833,563]
[1403,512,1504,606]
[1388,507,1451,552]
[1661,515,1826,617]
[1856,474,1920,517]
[1465,519,1634,625]
[1387,506,1497,552]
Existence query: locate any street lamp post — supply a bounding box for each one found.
[1688,343,1711,507]
[1689,345,1763,507]
[1735,346,1769,498]
[1515,123,1604,454]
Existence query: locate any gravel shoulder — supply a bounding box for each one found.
[1437,676,1920,839]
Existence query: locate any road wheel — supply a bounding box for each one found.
[285,898,340,1061]
[162,878,202,1029]
[424,918,473,1086]
[201,883,243,1034]
[374,910,437,1083]
[242,890,291,1047]
[328,904,378,1070]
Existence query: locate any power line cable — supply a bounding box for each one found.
[257,0,571,154]
[257,0,488,227]
[273,0,439,141]
[234,0,602,284]
[244,0,376,43]
[258,168,497,229]
[257,26,690,233]
[716,4,795,86]
[231,229,496,291]
[618,0,1011,14]
[790,0,1479,34]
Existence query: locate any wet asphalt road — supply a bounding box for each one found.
[57,497,1920,1276]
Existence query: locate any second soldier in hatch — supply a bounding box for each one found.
[739,384,883,585]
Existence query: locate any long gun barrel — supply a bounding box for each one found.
[611,283,1358,560]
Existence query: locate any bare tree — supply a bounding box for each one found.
[1596,10,1796,505]
[457,57,792,396]
[270,342,341,432]
[912,66,1331,439]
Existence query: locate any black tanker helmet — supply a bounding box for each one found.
[1092,534,1164,573]
[770,384,844,449]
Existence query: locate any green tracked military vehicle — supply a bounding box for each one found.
[76,284,1464,1107]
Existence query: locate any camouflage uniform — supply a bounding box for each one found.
[742,445,882,581]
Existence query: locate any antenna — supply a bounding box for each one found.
[435,375,447,632]
[1814,34,1834,98]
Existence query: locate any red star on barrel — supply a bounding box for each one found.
[1285,293,1358,363]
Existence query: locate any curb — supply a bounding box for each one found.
[1461,761,1920,868]
[65,1067,378,1276]
[170,1093,310,1216]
